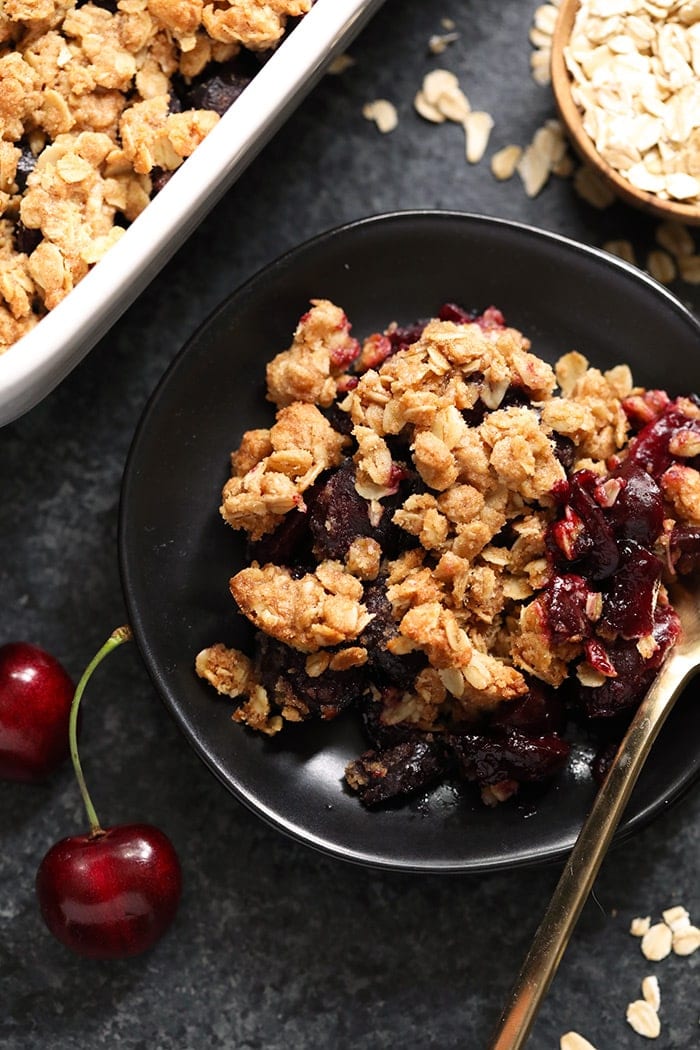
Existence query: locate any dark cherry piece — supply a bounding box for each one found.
[540,573,593,645]
[36,824,181,959]
[490,680,565,737]
[499,385,532,410]
[309,458,408,560]
[551,434,576,472]
[176,55,257,115]
[359,580,427,688]
[248,499,315,567]
[624,401,699,478]
[609,465,664,546]
[308,459,371,558]
[670,523,700,574]
[13,221,42,256]
[387,319,429,356]
[562,471,619,580]
[599,540,661,640]
[323,399,355,436]
[256,633,366,720]
[438,302,476,324]
[35,627,181,958]
[576,604,680,718]
[447,729,571,787]
[150,168,174,196]
[437,303,506,330]
[0,642,74,782]
[346,740,449,806]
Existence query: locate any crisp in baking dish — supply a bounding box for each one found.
[0,0,385,426]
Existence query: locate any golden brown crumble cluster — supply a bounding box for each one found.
[196,298,692,737]
[0,0,310,352]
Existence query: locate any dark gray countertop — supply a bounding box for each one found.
[1,2,698,1047]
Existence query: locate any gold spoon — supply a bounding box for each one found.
[489,580,700,1050]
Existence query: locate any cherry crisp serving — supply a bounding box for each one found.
[196,300,700,808]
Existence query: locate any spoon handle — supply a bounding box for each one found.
[488,650,697,1050]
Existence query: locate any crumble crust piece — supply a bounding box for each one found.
[266,298,360,408]
[220,401,346,540]
[230,560,372,652]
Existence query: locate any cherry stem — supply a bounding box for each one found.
[69,625,133,836]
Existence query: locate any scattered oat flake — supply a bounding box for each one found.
[662,905,691,930]
[626,999,661,1039]
[438,87,471,124]
[552,153,575,177]
[362,99,398,134]
[530,26,554,48]
[656,222,695,257]
[429,31,459,55]
[576,661,607,686]
[491,144,522,180]
[560,1033,599,1050]
[647,249,677,284]
[422,68,460,105]
[441,16,456,30]
[642,975,661,1013]
[679,254,700,283]
[327,53,355,75]
[573,165,616,208]
[530,47,553,85]
[414,91,446,124]
[631,916,652,936]
[517,136,552,197]
[464,111,494,164]
[603,239,636,264]
[535,3,559,35]
[672,925,700,955]
[641,921,673,960]
[534,123,567,168]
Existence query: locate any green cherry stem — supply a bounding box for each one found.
[69,625,133,837]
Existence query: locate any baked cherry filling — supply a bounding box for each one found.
[541,397,700,726]
[197,301,700,811]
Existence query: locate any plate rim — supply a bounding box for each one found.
[119,209,700,873]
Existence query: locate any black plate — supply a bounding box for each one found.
[119,212,700,872]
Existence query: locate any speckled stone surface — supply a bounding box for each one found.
[1,2,699,1048]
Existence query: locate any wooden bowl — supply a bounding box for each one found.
[551,0,700,226]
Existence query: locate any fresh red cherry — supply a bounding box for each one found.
[0,642,74,782]
[35,626,182,958]
[36,824,181,959]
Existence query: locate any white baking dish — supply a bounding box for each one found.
[0,0,385,426]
